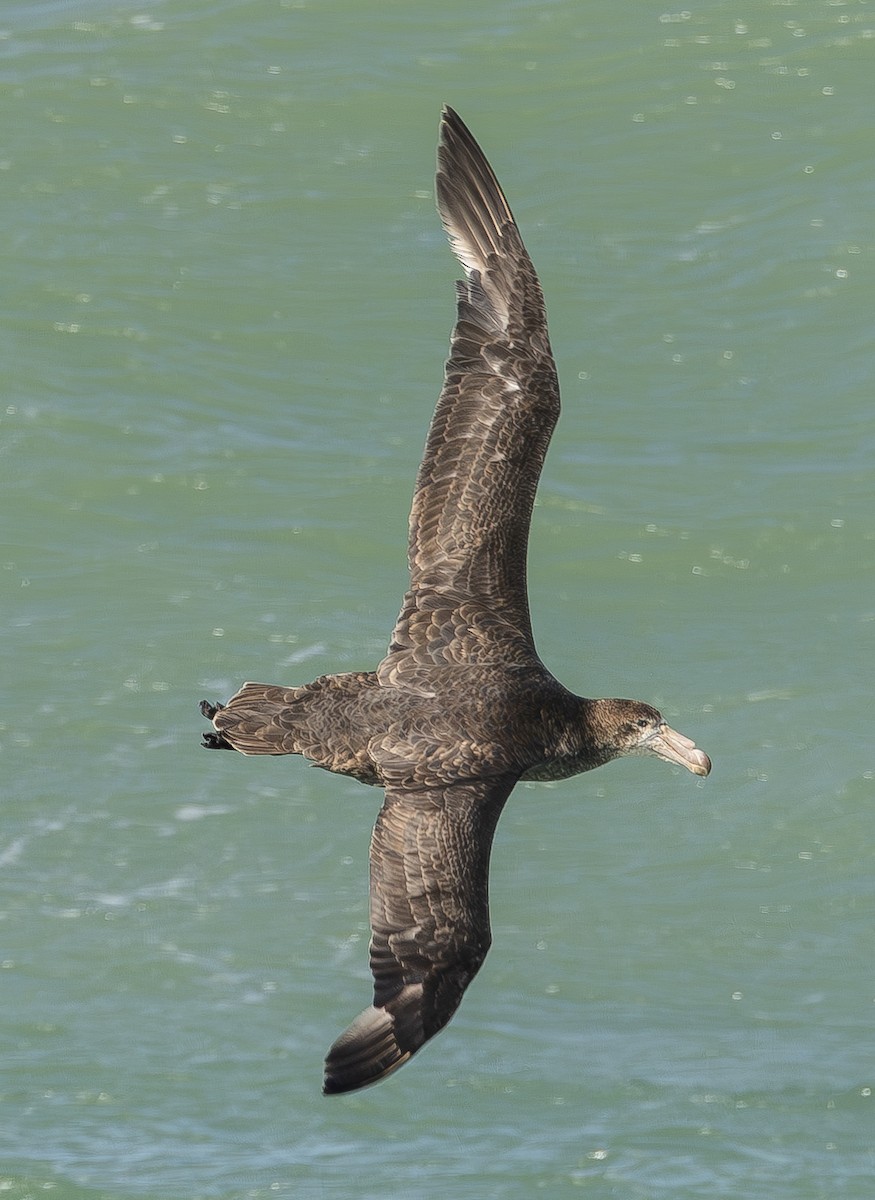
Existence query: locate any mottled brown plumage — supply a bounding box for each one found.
[200,106,710,1096]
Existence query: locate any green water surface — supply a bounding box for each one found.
[3,1,874,1197]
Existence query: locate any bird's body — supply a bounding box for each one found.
[201,107,710,1095]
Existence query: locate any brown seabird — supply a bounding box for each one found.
[200,106,711,1095]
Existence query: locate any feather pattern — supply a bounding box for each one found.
[378,106,559,687]
[200,107,711,1096]
[323,775,517,1094]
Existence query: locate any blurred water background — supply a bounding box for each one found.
[3,1,875,1196]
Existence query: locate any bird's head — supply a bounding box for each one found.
[594,698,711,777]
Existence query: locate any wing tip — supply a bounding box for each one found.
[322,1002,415,1095]
[435,104,517,284]
[439,102,463,140]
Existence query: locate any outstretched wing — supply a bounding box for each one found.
[323,774,518,1094]
[378,106,560,687]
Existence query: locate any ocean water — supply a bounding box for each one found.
[3,1,874,1196]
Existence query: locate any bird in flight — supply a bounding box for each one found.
[201,106,711,1095]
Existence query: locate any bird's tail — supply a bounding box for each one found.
[200,682,301,755]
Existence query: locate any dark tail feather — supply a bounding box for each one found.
[198,682,300,756]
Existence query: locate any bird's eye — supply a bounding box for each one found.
[636,718,650,729]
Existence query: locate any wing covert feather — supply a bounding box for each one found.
[380,106,560,683]
[322,774,518,1094]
